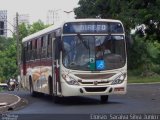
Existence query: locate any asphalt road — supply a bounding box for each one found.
[2,83,160,120]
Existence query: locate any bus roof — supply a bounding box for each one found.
[66,18,122,23]
[22,19,122,43]
[22,23,61,43]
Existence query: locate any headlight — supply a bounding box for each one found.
[62,74,79,85]
[67,76,79,85]
[111,73,126,85]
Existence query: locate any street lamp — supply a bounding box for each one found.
[15,13,21,81]
[63,10,73,14]
[63,10,74,20]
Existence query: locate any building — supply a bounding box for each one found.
[46,9,75,25]
[46,10,54,25]
[46,9,63,25]
[0,10,7,37]
[13,14,30,32]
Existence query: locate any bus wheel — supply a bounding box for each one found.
[29,77,37,97]
[53,96,61,103]
[100,95,109,103]
[48,76,53,95]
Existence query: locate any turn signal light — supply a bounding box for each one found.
[114,87,124,91]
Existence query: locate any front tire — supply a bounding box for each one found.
[53,96,61,103]
[100,95,109,103]
[29,77,37,97]
[48,76,53,95]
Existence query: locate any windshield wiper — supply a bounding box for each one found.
[77,33,90,49]
[63,34,90,65]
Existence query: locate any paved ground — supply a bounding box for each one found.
[0,93,27,113]
[0,83,160,120]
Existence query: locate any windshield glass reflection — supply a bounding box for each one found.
[62,35,126,71]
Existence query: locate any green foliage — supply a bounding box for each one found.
[128,36,149,70]
[0,87,2,92]
[147,41,160,64]
[28,20,49,35]
[0,37,13,51]
[146,40,160,74]
[3,43,17,78]
[0,36,17,82]
[128,75,160,83]
[128,35,160,74]
[18,23,29,41]
[13,20,49,42]
[74,0,97,18]
[0,20,49,82]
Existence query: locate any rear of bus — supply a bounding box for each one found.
[60,19,127,102]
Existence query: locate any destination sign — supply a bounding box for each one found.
[75,24,107,32]
[63,22,123,34]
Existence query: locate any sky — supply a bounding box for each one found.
[0,0,79,36]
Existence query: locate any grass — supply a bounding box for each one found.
[0,88,2,92]
[128,75,160,83]
[127,69,160,83]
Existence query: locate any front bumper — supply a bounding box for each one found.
[60,80,127,96]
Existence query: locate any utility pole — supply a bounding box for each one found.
[0,13,21,83]
[16,12,21,82]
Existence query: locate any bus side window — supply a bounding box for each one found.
[37,38,41,59]
[22,43,27,63]
[41,37,44,48]
[34,39,38,59]
[32,39,37,60]
[41,36,44,58]
[44,35,48,58]
[30,40,34,60]
[55,36,62,60]
[47,34,52,58]
[26,42,28,61]
[41,36,47,58]
[27,42,31,61]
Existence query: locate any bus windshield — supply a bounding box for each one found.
[62,35,126,71]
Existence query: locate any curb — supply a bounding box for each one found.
[128,82,160,85]
[0,93,21,112]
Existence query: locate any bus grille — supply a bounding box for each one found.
[84,87,107,92]
[80,81,110,85]
[75,73,115,79]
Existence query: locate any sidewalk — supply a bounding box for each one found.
[0,93,21,113]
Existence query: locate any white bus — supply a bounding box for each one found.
[21,19,127,103]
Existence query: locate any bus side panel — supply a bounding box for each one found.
[38,60,52,94]
[21,44,28,89]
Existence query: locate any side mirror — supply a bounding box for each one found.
[55,36,63,59]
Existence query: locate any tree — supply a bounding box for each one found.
[2,41,17,79]
[0,36,17,82]
[0,37,13,51]
[16,20,49,42]
[28,20,49,35]
[74,0,160,41]
[18,23,29,41]
[74,0,160,74]
[0,20,49,82]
